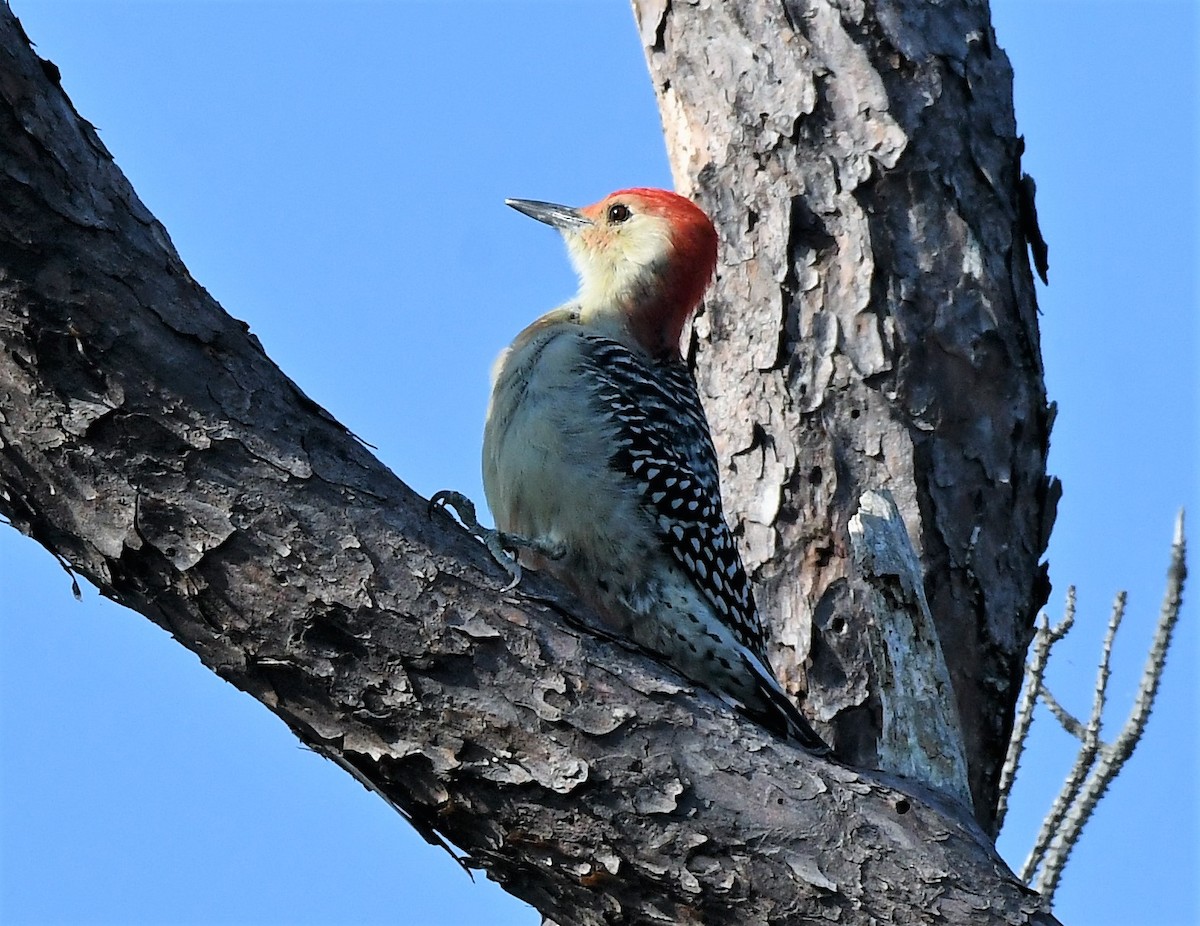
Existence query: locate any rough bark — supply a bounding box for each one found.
[632,0,1057,830]
[0,4,1057,924]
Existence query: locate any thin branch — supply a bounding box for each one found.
[1037,686,1084,742]
[1021,592,1123,881]
[1090,592,1127,735]
[1034,512,1187,902]
[996,589,1075,831]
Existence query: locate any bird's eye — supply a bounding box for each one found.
[607,203,632,224]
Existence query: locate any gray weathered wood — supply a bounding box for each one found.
[849,489,971,806]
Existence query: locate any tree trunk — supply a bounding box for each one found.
[633,0,1056,830]
[0,3,1054,924]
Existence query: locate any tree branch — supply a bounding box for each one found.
[1027,515,1187,901]
[1021,593,1124,882]
[995,590,1075,831]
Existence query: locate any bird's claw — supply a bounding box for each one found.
[429,489,526,591]
[483,533,524,592]
[429,489,478,525]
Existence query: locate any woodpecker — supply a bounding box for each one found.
[438,188,826,751]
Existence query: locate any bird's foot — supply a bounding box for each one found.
[429,490,565,592]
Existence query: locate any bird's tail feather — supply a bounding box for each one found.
[741,655,830,754]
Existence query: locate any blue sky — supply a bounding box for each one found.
[0,3,1195,924]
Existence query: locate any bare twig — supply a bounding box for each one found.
[1034,512,1187,901]
[1022,593,1126,881]
[1036,686,1084,742]
[1021,512,1187,904]
[996,589,1075,831]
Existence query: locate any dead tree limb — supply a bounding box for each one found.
[995,590,1075,831]
[1013,516,1187,903]
[847,489,970,806]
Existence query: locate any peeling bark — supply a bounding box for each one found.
[0,3,1058,923]
[633,0,1057,829]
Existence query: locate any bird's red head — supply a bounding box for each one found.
[577,188,718,357]
[507,188,719,358]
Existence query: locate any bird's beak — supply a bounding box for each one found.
[506,198,592,231]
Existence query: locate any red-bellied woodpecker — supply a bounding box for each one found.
[435,189,826,751]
